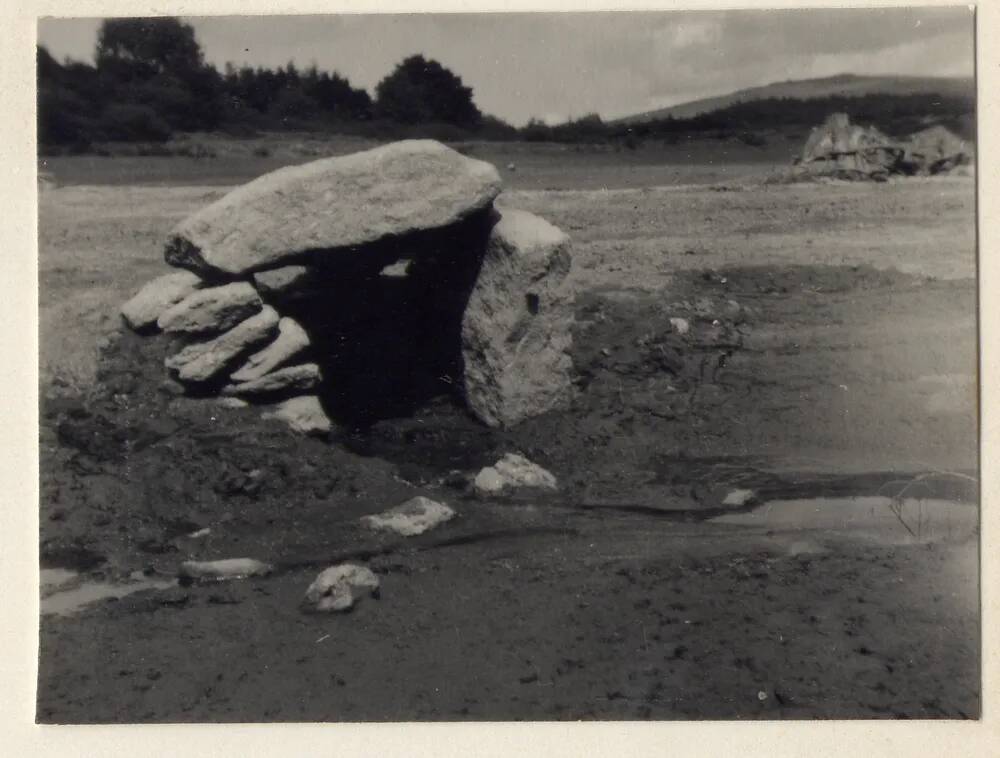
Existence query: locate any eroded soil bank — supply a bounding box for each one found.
[37,176,978,721]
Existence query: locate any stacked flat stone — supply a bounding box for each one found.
[120,139,576,435]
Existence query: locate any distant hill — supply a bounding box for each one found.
[615,74,975,125]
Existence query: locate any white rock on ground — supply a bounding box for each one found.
[121,271,203,332]
[261,395,332,436]
[179,558,273,582]
[222,363,322,397]
[360,496,456,537]
[461,208,575,427]
[165,306,280,384]
[230,317,311,383]
[723,489,757,507]
[302,564,380,613]
[157,281,262,336]
[217,397,249,409]
[165,140,502,276]
[379,260,411,278]
[474,453,558,495]
[669,317,690,335]
[472,466,505,494]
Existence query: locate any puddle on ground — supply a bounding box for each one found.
[40,569,177,617]
[711,496,978,545]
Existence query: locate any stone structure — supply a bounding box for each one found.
[793,113,973,181]
[120,140,576,435]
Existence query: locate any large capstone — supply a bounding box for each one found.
[165,140,503,277]
[461,208,575,427]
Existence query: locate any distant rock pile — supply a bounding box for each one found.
[120,140,576,434]
[904,125,973,175]
[791,113,973,181]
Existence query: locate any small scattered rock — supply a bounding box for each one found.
[217,397,249,409]
[261,395,332,436]
[178,558,273,583]
[157,282,262,337]
[230,317,310,383]
[474,453,558,495]
[165,306,280,383]
[379,260,411,278]
[121,271,203,332]
[723,489,757,507]
[222,363,322,397]
[302,564,380,613]
[669,317,690,335]
[360,496,456,537]
[473,466,505,494]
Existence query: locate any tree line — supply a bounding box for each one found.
[38,17,519,149]
[38,17,975,152]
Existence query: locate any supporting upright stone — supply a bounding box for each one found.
[461,208,575,427]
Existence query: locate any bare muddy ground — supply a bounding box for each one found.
[36,160,978,721]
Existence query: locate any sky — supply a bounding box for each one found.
[37,9,975,126]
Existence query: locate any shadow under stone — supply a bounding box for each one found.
[270,209,498,428]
